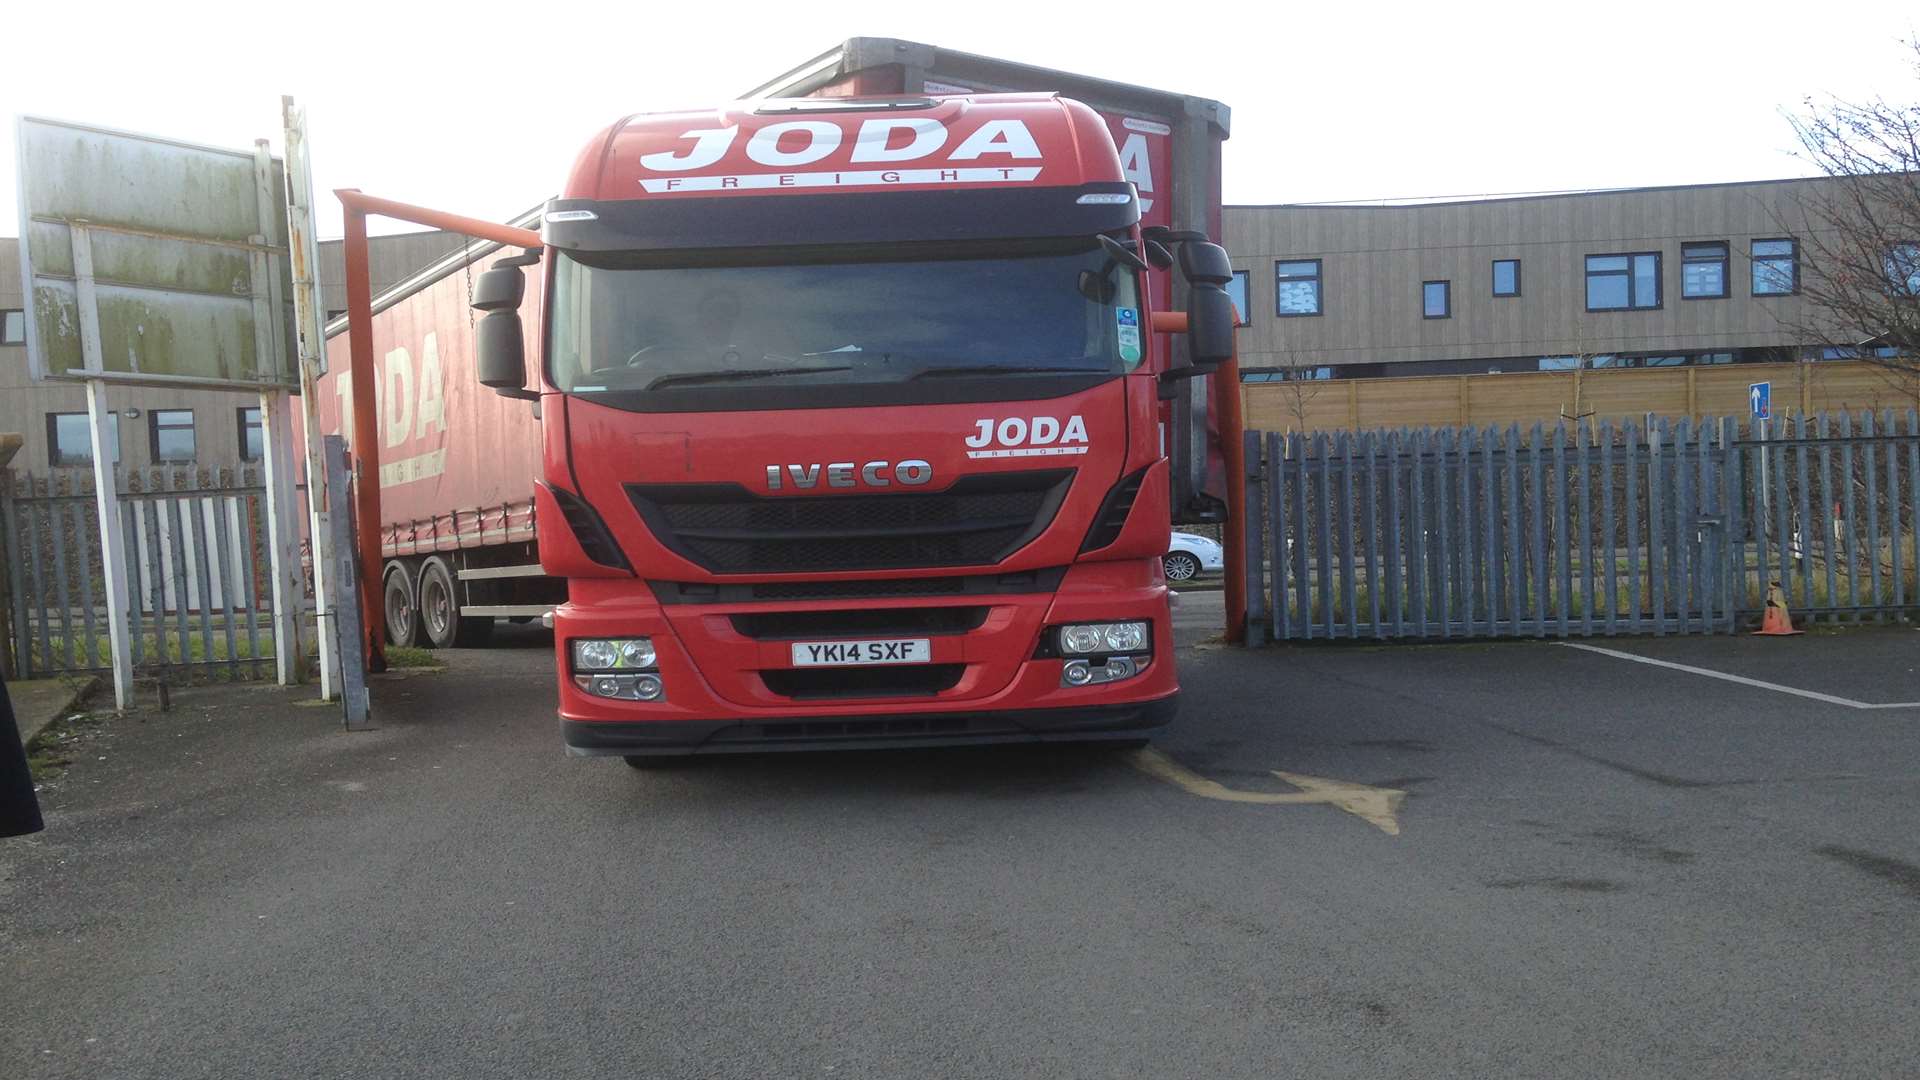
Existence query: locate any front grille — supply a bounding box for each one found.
[751,578,964,601]
[760,664,966,700]
[628,470,1072,574]
[647,568,1067,604]
[730,607,989,640]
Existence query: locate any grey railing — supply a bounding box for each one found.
[1242,411,1920,644]
[2,470,280,680]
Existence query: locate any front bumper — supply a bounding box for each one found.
[563,695,1177,756]
[553,558,1177,753]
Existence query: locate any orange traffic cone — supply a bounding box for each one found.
[1754,581,1803,636]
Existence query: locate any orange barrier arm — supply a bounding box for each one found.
[1149,310,1246,644]
[334,190,542,672]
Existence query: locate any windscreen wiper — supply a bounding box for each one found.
[907,365,1103,381]
[644,365,854,390]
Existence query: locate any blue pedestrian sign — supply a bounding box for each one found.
[1749,381,1771,420]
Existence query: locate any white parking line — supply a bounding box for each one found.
[1557,642,1920,710]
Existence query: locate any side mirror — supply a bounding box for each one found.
[477,310,531,397]
[1186,289,1236,367]
[1179,242,1236,367]
[471,251,541,401]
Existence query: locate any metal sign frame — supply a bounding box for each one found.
[14,115,299,391]
[13,114,310,710]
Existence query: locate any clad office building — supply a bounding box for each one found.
[1224,175,1914,432]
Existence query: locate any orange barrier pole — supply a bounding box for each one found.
[339,199,386,673]
[1151,310,1245,643]
[1219,341,1247,645]
[332,191,543,675]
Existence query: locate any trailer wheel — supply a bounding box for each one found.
[383,561,420,648]
[419,557,493,649]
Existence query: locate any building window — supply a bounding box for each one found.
[1422,280,1451,319]
[149,409,196,462]
[1226,270,1252,326]
[238,406,264,462]
[1885,242,1920,297]
[1,309,24,345]
[1752,239,1797,295]
[47,412,119,466]
[1586,252,1661,311]
[1682,242,1728,299]
[1274,259,1322,317]
[1492,259,1520,297]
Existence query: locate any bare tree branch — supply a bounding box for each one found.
[1778,37,1920,386]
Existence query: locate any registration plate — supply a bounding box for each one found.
[789,638,931,667]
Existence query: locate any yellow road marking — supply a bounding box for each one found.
[1129,748,1406,835]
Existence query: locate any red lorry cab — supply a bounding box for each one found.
[322,90,1238,757]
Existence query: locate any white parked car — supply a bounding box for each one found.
[1163,531,1224,582]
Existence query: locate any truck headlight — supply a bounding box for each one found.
[1055,622,1150,657]
[575,672,666,702]
[1059,624,1106,655]
[619,639,657,669]
[1060,655,1145,688]
[571,637,657,672]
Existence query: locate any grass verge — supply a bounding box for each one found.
[384,645,441,669]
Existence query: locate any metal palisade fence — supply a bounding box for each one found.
[1,469,281,680]
[1241,411,1920,644]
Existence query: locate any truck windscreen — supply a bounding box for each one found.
[547,244,1142,396]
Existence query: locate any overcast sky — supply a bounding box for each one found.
[3,0,1915,239]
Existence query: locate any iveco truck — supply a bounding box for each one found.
[318,51,1234,760]
[474,92,1236,757]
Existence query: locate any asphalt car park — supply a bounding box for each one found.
[4,612,1918,1078]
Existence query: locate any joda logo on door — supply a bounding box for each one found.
[965,415,1089,459]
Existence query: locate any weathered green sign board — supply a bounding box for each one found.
[15,117,298,389]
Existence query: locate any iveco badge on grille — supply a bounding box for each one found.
[765,460,934,490]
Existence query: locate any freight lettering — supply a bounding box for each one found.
[636,116,1045,194]
[641,117,1040,172]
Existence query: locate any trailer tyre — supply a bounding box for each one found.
[419,557,494,649]
[383,561,420,648]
